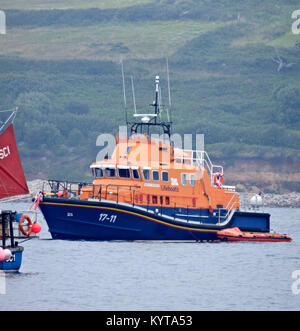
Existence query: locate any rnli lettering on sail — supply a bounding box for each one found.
[0,146,10,159]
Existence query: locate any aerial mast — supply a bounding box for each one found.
[120,58,128,125]
[154,75,160,123]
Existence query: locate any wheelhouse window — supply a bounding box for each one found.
[152,170,159,182]
[181,173,188,186]
[118,168,130,178]
[190,174,196,187]
[142,169,150,181]
[162,171,169,182]
[94,168,104,178]
[132,168,140,180]
[104,167,116,178]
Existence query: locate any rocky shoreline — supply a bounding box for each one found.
[26,179,300,208]
[261,193,300,208]
[239,192,300,208]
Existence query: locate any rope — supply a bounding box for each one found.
[28,192,42,211]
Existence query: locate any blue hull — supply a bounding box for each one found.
[39,198,270,241]
[0,247,23,271]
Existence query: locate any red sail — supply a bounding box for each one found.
[0,123,29,198]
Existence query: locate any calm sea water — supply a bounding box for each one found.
[0,202,299,311]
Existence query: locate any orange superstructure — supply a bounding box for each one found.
[79,74,239,213]
[80,132,239,213]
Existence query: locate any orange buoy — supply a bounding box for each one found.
[19,214,33,236]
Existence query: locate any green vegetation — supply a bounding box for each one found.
[1,21,228,60]
[0,0,152,10]
[0,0,299,191]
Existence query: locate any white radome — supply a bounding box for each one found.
[141,116,150,123]
[250,194,263,207]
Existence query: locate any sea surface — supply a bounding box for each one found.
[0,202,300,311]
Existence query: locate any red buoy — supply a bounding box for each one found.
[32,222,42,234]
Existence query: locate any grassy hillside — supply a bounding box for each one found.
[0,21,228,60]
[0,0,152,10]
[0,0,299,192]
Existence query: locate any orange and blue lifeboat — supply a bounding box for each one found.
[38,76,290,242]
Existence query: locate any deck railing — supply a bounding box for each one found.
[174,149,224,185]
[44,179,237,226]
[43,180,265,226]
[216,191,239,223]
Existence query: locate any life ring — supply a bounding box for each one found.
[19,214,33,236]
[214,173,224,187]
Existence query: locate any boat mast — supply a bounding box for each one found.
[166,57,171,123]
[129,75,172,138]
[154,75,159,123]
[120,58,128,125]
[131,75,137,115]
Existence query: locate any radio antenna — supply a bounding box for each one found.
[131,75,137,114]
[166,57,172,123]
[120,58,127,109]
[166,57,172,109]
[120,58,128,124]
[158,86,162,120]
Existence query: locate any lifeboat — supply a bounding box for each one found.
[217,227,292,242]
[37,74,291,242]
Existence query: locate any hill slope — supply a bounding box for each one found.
[0,0,299,192]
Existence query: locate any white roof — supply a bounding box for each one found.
[90,164,116,169]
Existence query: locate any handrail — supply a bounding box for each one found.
[46,179,92,196]
[225,191,239,211]
[104,184,140,202]
[174,149,224,184]
[216,191,239,223]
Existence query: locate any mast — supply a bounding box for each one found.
[166,57,172,122]
[120,58,128,125]
[166,57,172,109]
[131,75,137,114]
[154,75,159,123]
[129,75,172,138]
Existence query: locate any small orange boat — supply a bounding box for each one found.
[217,227,292,242]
